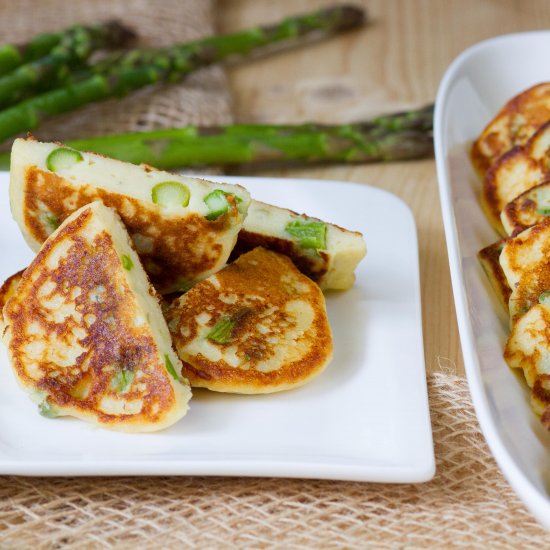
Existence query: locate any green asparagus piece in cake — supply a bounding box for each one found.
[45,147,83,171]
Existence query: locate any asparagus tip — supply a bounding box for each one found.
[103,20,138,48]
[326,4,368,30]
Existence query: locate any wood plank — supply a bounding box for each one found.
[218,0,550,375]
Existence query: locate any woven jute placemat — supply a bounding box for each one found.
[0,373,549,548]
[0,0,233,145]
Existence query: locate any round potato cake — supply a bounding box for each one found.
[166,247,333,394]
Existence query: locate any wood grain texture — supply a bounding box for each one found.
[218,0,550,376]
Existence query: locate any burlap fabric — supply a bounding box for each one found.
[0,2,549,548]
[0,0,233,145]
[0,373,548,548]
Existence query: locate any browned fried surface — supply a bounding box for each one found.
[166,247,332,392]
[22,166,239,293]
[482,119,550,232]
[504,304,550,426]
[533,375,550,428]
[482,145,542,231]
[501,218,550,321]
[504,305,547,384]
[230,229,330,284]
[3,206,177,427]
[471,82,550,175]
[0,270,24,325]
[501,179,550,236]
[477,240,510,310]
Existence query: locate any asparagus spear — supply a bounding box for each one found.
[0,5,366,144]
[0,21,134,78]
[0,31,64,77]
[0,106,434,170]
[0,21,135,109]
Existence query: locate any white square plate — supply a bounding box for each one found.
[0,173,433,481]
[434,31,550,529]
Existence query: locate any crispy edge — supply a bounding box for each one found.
[478,239,510,313]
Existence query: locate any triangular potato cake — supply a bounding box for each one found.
[10,137,250,293]
[166,247,333,394]
[2,201,191,432]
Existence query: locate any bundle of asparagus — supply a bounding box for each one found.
[0,5,434,169]
[0,6,366,144]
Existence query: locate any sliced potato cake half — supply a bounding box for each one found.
[166,247,333,394]
[471,82,550,176]
[232,200,366,291]
[483,120,550,233]
[2,201,191,432]
[499,218,550,324]
[10,137,250,293]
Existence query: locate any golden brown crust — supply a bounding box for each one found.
[478,84,550,432]
[230,229,330,284]
[472,82,550,176]
[482,119,550,233]
[166,247,333,393]
[504,306,545,382]
[22,166,240,293]
[501,218,550,323]
[0,270,24,326]
[482,145,530,232]
[3,206,178,428]
[501,178,550,236]
[504,305,550,424]
[477,240,511,311]
[532,375,550,424]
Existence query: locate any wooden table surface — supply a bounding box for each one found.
[219,0,550,376]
